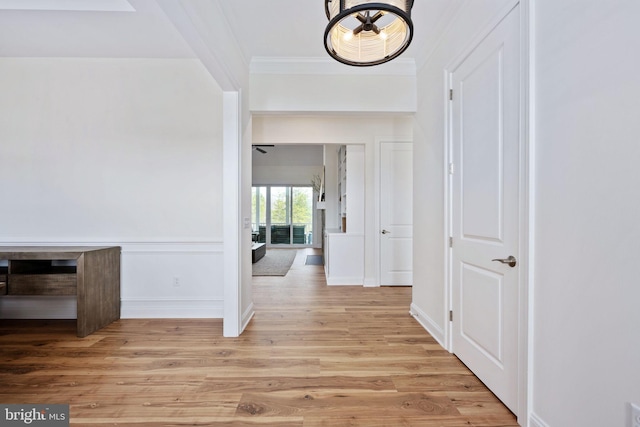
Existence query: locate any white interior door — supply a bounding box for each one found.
[450,8,520,413]
[380,142,413,286]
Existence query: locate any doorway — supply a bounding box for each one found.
[251,144,325,249]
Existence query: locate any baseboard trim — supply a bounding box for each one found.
[529,412,550,427]
[121,298,223,318]
[364,278,378,287]
[241,302,255,332]
[326,276,364,286]
[410,302,446,349]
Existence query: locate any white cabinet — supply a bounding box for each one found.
[324,229,364,285]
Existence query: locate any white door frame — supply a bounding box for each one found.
[443,1,532,422]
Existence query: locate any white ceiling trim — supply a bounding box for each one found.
[156,0,248,91]
[250,57,416,76]
[0,0,134,11]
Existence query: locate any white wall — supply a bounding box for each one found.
[252,145,324,186]
[345,145,365,235]
[250,59,416,113]
[532,1,640,426]
[412,0,515,345]
[413,0,640,425]
[0,58,225,318]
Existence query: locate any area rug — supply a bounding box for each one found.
[252,249,297,276]
[305,255,324,265]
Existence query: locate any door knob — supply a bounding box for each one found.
[491,255,517,267]
[381,229,391,234]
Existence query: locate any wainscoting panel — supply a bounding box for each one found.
[0,241,225,320]
[121,242,224,318]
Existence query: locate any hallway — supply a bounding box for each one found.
[246,248,518,425]
[0,248,517,426]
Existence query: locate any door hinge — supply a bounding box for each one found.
[448,163,455,175]
[449,89,453,101]
[449,310,453,322]
[449,236,453,247]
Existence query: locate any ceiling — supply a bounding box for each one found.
[0,0,463,69]
[218,0,464,63]
[0,0,194,58]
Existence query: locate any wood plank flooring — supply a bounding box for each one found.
[0,249,518,426]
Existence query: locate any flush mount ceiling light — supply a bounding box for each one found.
[324,0,414,66]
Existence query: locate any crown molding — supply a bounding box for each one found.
[250,56,416,76]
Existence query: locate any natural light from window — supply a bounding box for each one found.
[252,186,314,246]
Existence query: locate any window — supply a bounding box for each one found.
[251,186,314,246]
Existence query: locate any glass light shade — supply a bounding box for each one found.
[324,0,414,66]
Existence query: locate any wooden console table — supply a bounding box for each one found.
[0,246,121,337]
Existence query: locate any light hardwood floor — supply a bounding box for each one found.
[0,248,518,426]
